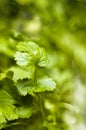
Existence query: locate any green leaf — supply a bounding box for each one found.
[0,78,19,104]
[14,52,31,66]
[0,79,18,125]
[15,106,33,118]
[15,79,34,96]
[36,77,56,92]
[9,66,34,82]
[15,77,56,96]
[17,41,40,54]
[0,89,16,105]
[15,41,48,67]
[0,104,18,123]
[38,48,48,67]
[0,78,33,128]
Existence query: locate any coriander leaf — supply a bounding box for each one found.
[14,52,31,66]
[0,104,18,123]
[15,77,56,97]
[15,41,48,67]
[0,79,18,125]
[0,86,18,125]
[15,106,33,118]
[36,77,56,92]
[9,66,34,82]
[0,78,33,128]
[15,79,34,96]
[0,89,16,105]
[0,78,19,104]
[38,48,48,67]
[17,41,40,55]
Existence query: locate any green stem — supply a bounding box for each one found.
[33,67,45,120]
[1,122,27,129]
[38,94,45,120]
[34,68,37,85]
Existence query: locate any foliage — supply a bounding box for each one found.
[0,41,56,129]
[0,0,86,130]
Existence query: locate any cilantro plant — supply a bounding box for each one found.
[0,0,86,130]
[0,41,56,130]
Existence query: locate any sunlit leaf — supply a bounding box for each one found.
[15,77,56,96]
[36,77,56,92]
[15,41,48,67]
[9,66,34,82]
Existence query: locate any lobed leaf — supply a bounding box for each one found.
[15,77,56,96]
[15,79,34,96]
[36,77,56,92]
[14,52,31,66]
[9,66,34,82]
[15,41,48,67]
[15,106,33,118]
[0,78,33,128]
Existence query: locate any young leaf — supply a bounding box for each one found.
[0,104,18,125]
[15,77,56,96]
[15,106,33,118]
[15,79,34,96]
[15,41,48,67]
[36,77,56,92]
[0,78,19,104]
[17,41,40,54]
[38,48,48,67]
[14,52,31,66]
[0,78,33,128]
[9,66,34,82]
[0,79,18,125]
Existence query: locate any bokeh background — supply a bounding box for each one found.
[0,0,86,130]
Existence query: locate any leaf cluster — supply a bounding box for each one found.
[0,41,56,130]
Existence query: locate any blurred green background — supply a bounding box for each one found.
[0,0,86,130]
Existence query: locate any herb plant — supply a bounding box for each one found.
[0,41,56,130]
[0,0,86,130]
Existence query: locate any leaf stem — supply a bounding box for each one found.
[1,122,27,129]
[34,68,37,85]
[38,94,45,120]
